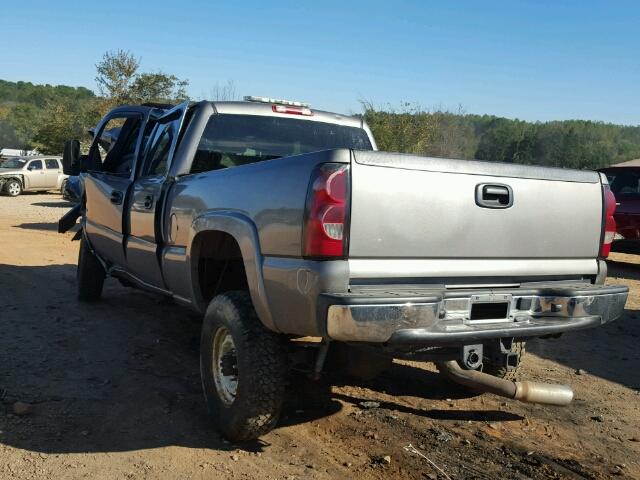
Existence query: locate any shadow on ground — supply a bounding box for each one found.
[15,222,79,232]
[31,201,73,208]
[0,263,480,456]
[528,259,640,390]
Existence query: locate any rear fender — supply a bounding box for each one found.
[190,211,276,331]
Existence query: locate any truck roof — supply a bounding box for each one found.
[209,101,365,129]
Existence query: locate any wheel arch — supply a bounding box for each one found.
[1,175,24,194]
[3,174,24,187]
[189,211,277,332]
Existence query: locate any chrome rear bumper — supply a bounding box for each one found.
[323,284,628,344]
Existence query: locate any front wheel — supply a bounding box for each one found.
[200,291,288,441]
[5,179,22,197]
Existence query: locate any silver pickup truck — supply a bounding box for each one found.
[59,97,628,441]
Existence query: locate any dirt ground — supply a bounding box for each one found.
[1,193,639,480]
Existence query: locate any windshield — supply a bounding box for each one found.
[191,114,373,173]
[0,158,27,169]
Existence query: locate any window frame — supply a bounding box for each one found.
[45,159,60,170]
[87,111,146,179]
[27,160,43,171]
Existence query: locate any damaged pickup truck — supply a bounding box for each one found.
[59,96,628,441]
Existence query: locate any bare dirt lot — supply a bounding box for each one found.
[1,193,639,480]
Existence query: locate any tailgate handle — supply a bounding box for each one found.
[476,184,513,209]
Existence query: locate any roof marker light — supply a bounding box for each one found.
[243,95,310,108]
[272,104,313,116]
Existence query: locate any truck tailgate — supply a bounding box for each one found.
[349,151,603,280]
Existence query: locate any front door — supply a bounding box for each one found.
[84,111,147,267]
[25,159,45,188]
[125,102,189,288]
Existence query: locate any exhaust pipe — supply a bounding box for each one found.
[440,360,574,406]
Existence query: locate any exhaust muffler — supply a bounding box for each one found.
[440,360,574,406]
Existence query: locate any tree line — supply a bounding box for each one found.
[363,105,640,169]
[0,50,189,154]
[1,51,639,168]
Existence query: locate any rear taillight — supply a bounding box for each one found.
[303,163,349,258]
[600,184,617,257]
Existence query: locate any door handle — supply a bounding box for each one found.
[475,183,513,209]
[110,190,123,205]
[142,194,154,209]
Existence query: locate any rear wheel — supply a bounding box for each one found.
[200,291,288,441]
[77,236,105,301]
[5,179,22,197]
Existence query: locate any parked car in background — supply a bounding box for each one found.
[0,156,68,196]
[600,161,640,251]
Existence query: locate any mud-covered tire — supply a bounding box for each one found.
[5,179,22,197]
[77,236,105,301]
[482,341,525,381]
[200,291,288,442]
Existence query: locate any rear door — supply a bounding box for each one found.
[43,159,61,188]
[125,102,189,288]
[84,110,149,267]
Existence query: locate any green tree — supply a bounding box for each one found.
[32,99,101,154]
[95,50,189,107]
[130,72,189,103]
[95,50,140,103]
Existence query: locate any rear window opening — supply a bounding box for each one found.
[190,114,372,174]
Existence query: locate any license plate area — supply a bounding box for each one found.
[467,294,512,324]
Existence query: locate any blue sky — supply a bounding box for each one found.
[1,1,639,124]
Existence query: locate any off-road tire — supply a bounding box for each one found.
[5,179,22,197]
[482,341,526,381]
[77,236,105,301]
[200,291,288,442]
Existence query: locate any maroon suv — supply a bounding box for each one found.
[600,162,640,248]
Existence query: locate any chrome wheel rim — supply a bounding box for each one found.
[212,327,238,406]
[8,182,20,196]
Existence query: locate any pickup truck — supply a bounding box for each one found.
[59,96,628,441]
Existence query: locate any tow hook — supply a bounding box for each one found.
[441,360,574,406]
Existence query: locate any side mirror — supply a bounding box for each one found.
[27,164,35,171]
[62,139,80,175]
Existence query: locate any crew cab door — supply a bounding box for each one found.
[125,102,189,288]
[25,159,45,188]
[43,159,62,188]
[83,110,149,267]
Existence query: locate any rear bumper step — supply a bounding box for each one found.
[322,284,628,344]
